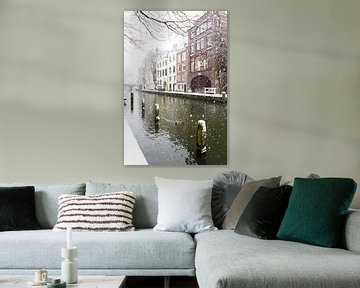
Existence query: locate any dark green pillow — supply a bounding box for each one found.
[0,186,41,231]
[234,185,292,239]
[277,178,357,247]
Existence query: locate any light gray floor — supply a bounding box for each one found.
[0,275,126,288]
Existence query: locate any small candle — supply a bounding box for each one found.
[67,225,72,249]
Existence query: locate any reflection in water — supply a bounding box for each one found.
[124,90,227,165]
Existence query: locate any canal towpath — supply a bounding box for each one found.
[138,89,227,102]
[124,118,148,165]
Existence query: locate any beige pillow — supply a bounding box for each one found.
[222,176,281,230]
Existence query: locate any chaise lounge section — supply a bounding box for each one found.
[195,214,360,288]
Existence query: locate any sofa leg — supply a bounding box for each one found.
[164,276,170,288]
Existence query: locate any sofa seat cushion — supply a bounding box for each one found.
[0,229,195,271]
[195,230,360,288]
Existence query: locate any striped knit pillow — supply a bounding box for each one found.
[53,192,136,231]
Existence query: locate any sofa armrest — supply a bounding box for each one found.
[342,209,360,253]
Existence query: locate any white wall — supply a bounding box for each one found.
[0,0,359,207]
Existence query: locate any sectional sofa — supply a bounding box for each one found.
[0,179,360,288]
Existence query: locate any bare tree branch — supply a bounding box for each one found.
[124,11,202,47]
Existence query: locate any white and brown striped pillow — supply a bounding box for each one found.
[53,192,136,231]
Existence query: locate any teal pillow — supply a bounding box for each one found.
[277,178,357,247]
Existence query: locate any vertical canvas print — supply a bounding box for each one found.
[124,11,228,166]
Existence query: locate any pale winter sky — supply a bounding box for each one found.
[124,11,204,85]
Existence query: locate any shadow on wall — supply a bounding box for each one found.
[0,0,122,112]
[0,98,123,182]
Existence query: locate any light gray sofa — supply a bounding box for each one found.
[1,181,360,288]
[195,211,360,288]
[0,181,195,281]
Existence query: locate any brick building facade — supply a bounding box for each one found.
[187,11,227,93]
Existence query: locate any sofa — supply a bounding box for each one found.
[0,177,360,288]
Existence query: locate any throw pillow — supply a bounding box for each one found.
[53,192,136,231]
[153,177,217,233]
[86,181,158,229]
[222,176,281,230]
[0,183,86,229]
[283,173,320,186]
[212,171,250,228]
[34,184,86,229]
[277,178,357,248]
[0,186,41,231]
[234,185,293,239]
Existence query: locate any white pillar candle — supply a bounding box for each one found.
[67,225,72,249]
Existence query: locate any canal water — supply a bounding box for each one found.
[124,89,227,165]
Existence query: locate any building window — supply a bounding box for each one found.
[198,60,203,71]
[196,40,201,51]
[204,59,208,70]
[182,52,186,61]
[190,44,195,54]
[190,58,195,72]
[207,35,212,48]
[177,54,181,62]
[208,20,212,30]
[182,64,186,71]
[200,37,205,49]
[200,23,206,33]
[178,65,181,72]
[173,66,175,73]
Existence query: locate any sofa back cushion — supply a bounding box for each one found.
[342,209,360,253]
[0,183,86,229]
[86,181,158,229]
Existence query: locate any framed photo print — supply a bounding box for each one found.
[124,11,228,166]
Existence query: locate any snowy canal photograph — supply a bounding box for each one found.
[124,11,228,165]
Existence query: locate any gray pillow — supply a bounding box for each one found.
[153,177,217,233]
[86,181,158,229]
[212,171,250,228]
[283,173,320,186]
[0,183,85,229]
[222,176,281,230]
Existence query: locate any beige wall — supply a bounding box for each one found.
[0,0,359,207]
